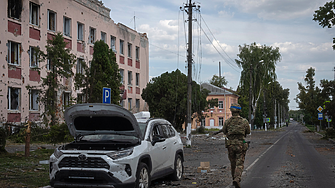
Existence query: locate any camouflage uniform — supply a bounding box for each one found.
[218,104,250,188]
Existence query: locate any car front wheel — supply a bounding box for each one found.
[171,154,183,181]
[136,162,150,188]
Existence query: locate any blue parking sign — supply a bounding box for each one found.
[318,113,323,120]
[103,87,111,104]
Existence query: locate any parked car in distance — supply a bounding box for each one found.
[49,103,184,188]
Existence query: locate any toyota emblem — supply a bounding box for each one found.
[78,154,87,161]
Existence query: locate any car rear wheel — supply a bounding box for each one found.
[171,154,183,181]
[136,162,150,188]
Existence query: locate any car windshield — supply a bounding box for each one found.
[80,134,138,142]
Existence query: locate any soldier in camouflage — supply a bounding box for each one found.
[214,103,250,188]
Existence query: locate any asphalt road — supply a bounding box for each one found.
[241,121,335,188]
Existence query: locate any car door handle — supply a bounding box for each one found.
[174,141,177,145]
[162,146,167,150]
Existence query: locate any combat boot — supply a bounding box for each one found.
[233,180,241,188]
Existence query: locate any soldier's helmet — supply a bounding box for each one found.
[230,103,241,113]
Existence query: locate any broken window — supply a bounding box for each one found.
[63,92,70,108]
[89,27,96,44]
[8,41,21,65]
[8,87,20,110]
[77,22,84,41]
[120,69,124,84]
[29,2,39,26]
[110,35,116,51]
[128,71,132,85]
[76,58,84,74]
[128,43,132,58]
[101,32,106,43]
[8,0,22,19]
[29,46,38,68]
[48,10,56,31]
[29,89,39,110]
[136,46,140,60]
[120,40,124,55]
[136,73,139,86]
[63,16,71,37]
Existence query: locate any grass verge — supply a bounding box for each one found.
[0,149,53,188]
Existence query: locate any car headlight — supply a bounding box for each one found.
[54,147,63,159]
[107,148,133,160]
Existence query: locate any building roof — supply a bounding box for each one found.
[201,83,239,97]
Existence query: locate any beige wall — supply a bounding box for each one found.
[191,94,239,130]
[1,0,149,123]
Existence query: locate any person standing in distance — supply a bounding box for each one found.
[213,103,250,188]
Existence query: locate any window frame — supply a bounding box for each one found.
[136,46,140,60]
[101,31,106,43]
[110,35,116,51]
[77,22,84,41]
[120,40,124,55]
[128,98,132,110]
[89,27,96,44]
[128,71,132,85]
[136,99,140,112]
[120,69,124,84]
[63,16,71,37]
[128,43,132,58]
[29,89,39,111]
[29,2,39,26]
[47,10,56,31]
[8,0,22,19]
[29,46,38,68]
[218,101,224,109]
[219,117,224,126]
[63,92,71,108]
[8,41,21,66]
[76,58,84,74]
[136,73,139,86]
[8,87,21,111]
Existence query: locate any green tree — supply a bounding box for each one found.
[141,69,217,130]
[209,75,228,88]
[28,33,76,126]
[235,42,281,127]
[75,40,121,104]
[295,67,321,125]
[313,1,335,49]
[319,79,335,126]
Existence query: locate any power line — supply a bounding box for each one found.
[196,20,240,72]
[149,43,186,58]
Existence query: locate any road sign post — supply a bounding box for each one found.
[103,87,111,104]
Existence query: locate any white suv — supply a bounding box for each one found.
[49,103,184,188]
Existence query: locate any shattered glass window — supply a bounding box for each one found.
[8,87,20,110]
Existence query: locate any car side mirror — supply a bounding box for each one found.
[152,135,165,146]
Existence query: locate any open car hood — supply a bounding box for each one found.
[64,103,142,140]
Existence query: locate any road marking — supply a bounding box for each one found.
[245,131,290,172]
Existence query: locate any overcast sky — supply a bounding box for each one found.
[103,0,335,110]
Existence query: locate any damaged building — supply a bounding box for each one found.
[1,0,149,123]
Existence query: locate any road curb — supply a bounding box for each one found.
[314,132,335,144]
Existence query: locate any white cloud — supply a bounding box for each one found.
[222,0,329,20]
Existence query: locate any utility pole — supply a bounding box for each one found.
[182,0,199,146]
